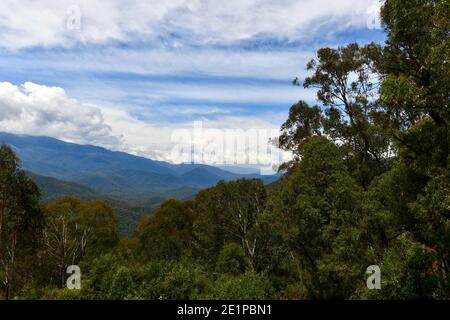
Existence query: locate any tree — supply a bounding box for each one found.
[215,243,248,276]
[273,0,449,299]
[193,179,266,271]
[365,0,450,297]
[0,145,42,299]
[374,0,450,127]
[281,43,392,188]
[43,197,118,288]
[262,137,370,298]
[136,199,194,261]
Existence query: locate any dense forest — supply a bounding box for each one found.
[0,0,449,300]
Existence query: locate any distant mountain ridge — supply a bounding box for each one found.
[1,132,279,196]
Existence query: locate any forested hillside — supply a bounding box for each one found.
[0,0,448,300]
[25,171,200,237]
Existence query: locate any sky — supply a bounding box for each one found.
[0,0,386,171]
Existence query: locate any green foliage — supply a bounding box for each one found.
[263,136,370,299]
[40,197,119,288]
[193,179,266,270]
[216,243,248,275]
[208,272,274,300]
[378,0,450,126]
[158,263,211,300]
[281,43,392,188]
[136,199,194,261]
[75,258,211,300]
[0,144,42,300]
[357,234,442,300]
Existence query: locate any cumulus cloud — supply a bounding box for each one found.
[0,81,120,146]
[0,0,380,50]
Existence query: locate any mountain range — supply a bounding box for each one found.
[0,132,280,235]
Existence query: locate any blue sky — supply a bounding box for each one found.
[0,0,385,167]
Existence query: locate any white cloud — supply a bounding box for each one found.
[0,0,380,50]
[0,81,119,146]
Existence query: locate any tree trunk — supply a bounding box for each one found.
[0,198,5,256]
[4,231,17,300]
[4,268,9,300]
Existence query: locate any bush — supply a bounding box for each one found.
[216,243,248,275]
[209,272,274,300]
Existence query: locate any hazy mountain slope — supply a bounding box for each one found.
[0,132,175,179]
[180,166,239,187]
[26,171,99,200]
[0,132,280,197]
[70,170,187,195]
[25,171,168,236]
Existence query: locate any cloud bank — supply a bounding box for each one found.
[0,0,381,50]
